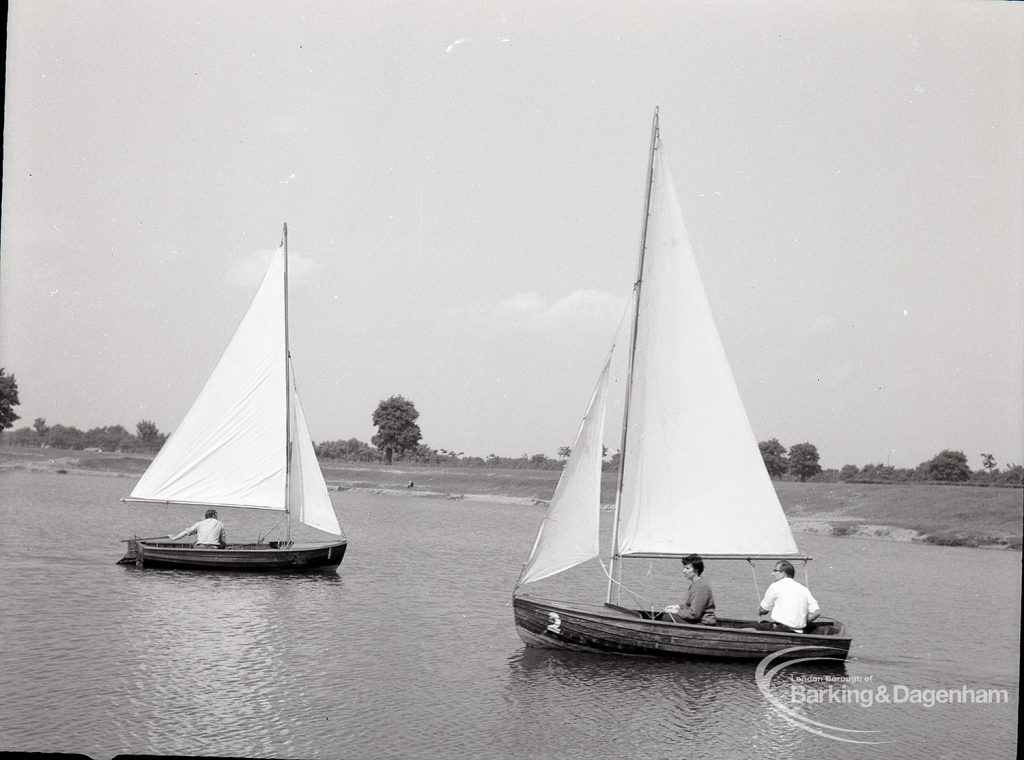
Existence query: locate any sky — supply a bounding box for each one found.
[2,0,1022,471]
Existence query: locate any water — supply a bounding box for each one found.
[0,470,1019,759]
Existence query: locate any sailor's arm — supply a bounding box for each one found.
[168,522,199,540]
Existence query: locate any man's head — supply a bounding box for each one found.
[773,560,795,578]
[205,509,218,519]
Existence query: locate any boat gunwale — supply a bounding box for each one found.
[120,537,347,570]
[514,594,850,643]
[135,540,347,553]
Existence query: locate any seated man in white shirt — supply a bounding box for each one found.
[757,560,819,633]
[169,508,227,548]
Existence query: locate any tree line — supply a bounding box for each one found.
[0,379,580,471]
[1,369,1020,485]
[1,416,168,454]
[319,395,568,469]
[757,437,1023,487]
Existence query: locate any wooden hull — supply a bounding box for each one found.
[118,539,347,571]
[513,595,851,662]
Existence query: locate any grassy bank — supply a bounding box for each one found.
[3,446,1020,549]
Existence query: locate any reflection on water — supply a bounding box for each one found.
[0,471,1019,760]
[113,569,348,755]
[125,573,283,746]
[502,641,856,758]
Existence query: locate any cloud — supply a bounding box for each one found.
[546,289,628,328]
[493,291,546,315]
[451,289,627,333]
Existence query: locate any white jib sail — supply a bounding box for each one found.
[615,144,799,558]
[519,358,610,585]
[128,249,289,510]
[289,369,344,536]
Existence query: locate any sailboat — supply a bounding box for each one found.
[512,111,851,660]
[118,225,348,571]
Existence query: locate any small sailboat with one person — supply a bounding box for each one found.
[118,225,347,571]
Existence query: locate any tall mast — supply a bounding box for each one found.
[606,108,659,604]
[282,222,293,542]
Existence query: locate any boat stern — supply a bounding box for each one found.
[117,538,141,565]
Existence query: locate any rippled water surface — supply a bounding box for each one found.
[0,470,1019,759]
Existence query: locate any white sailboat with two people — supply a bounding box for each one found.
[119,225,347,571]
[513,111,851,660]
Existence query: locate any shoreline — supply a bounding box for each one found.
[3,454,1019,551]
[333,486,1018,550]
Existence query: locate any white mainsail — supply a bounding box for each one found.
[518,358,611,585]
[614,139,799,558]
[126,246,342,537]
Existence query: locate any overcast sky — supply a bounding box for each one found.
[2,0,1022,471]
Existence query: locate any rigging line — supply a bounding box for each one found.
[512,560,530,593]
[749,561,765,602]
[598,559,655,610]
[608,292,633,361]
[125,498,139,540]
[258,515,287,543]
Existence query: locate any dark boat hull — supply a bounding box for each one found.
[118,539,347,571]
[513,595,851,661]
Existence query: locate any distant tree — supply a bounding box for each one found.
[857,462,897,482]
[997,464,1023,487]
[430,448,463,462]
[371,395,422,465]
[31,418,50,447]
[788,442,822,483]
[44,424,85,450]
[924,449,971,482]
[758,438,789,479]
[838,464,860,482]
[891,468,915,483]
[314,440,335,459]
[416,443,445,463]
[4,426,40,446]
[316,437,381,462]
[529,453,550,467]
[557,446,572,461]
[136,419,165,451]
[603,449,621,472]
[83,425,132,452]
[981,453,997,477]
[0,369,20,432]
[811,468,840,484]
